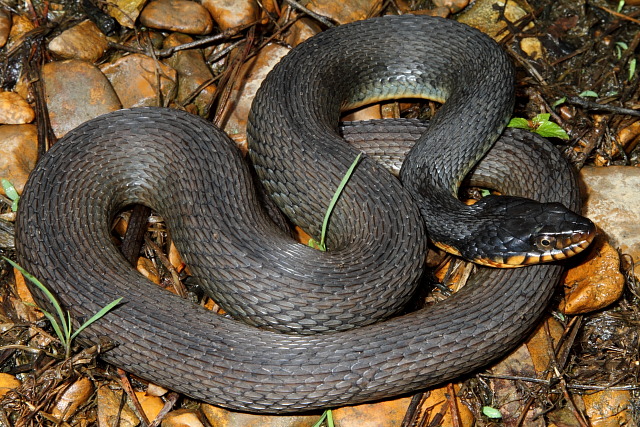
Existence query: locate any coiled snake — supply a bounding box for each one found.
[15,16,594,412]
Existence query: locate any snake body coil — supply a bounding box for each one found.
[15,16,594,412]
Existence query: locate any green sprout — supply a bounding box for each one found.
[508,113,569,140]
[579,90,599,98]
[1,179,20,212]
[3,257,122,359]
[308,153,362,252]
[482,406,503,419]
[313,409,334,427]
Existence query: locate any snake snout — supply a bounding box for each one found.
[461,197,596,268]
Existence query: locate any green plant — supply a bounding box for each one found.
[508,113,569,140]
[313,409,334,427]
[1,179,20,212]
[308,153,362,252]
[3,257,122,359]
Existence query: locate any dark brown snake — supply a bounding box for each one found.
[15,16,595,412]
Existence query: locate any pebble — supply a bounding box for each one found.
[559,235,624,315]
[201,404,319,427]
[135,391,164,422]
[163,32,216,115]
[201,0,259,30]
[106,0,146,28]
[97,387,138,427]
[332,398,414,427]
[306,0,375,24]
[0,373,20,398]
[7,13,34,51]
[0,9,10,48]
[0,124,37,195]
[0,91,34,124]
[48,19,109,62]
[457,0,543,58]
[51,377,94,422]
[582,389,633,426]
[100,53,176,108]
[162,409,205,427]
[581,166,640,264]
[432,0,469,13]
[285,17,322,47]
[219,43,289,149]
[42,60,121,137]
[140,0,213,35]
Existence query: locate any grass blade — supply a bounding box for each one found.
[70,297,123,341]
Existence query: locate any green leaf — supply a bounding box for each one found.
[1,179,19,211]
[3,257,70,339]
[531,113,551,128]
[507,117,530,129]
[629,58,636,81]
[309,153,362,251]
[579,90,599,98]
[551,97,567,108]
[535,119,570,140]
[482,406,503,419]
[616,41,629,50]
[617,0,625,12]
[70,297,123,341]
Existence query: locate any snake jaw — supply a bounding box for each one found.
[442,196,597,268]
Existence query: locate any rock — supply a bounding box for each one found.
[162,409,205,427]
[581,166,640,264]
[106,0,146,28]
[284,17,321,47]
[218,43,289,149]
[7,13,35,51]
[0,9,10,48]
[432,0,469,13]
[48,20,109,62]
[140,0,213,35]
[163,32,216,115]
[0,92,34,124]
[201,0,258,30]
[51,377,94,422]
[305,0,374,24]
[135,391,164,422]
[582,389,633,426]
[42,60,122,137]
[0,373,20,398]
[559,235,624,315]
[97,387,139,427]
[333,398,412,427]
[100,53,176,108]
[456,0,543,58]
[0,124,37,196]
[201,404,319,427]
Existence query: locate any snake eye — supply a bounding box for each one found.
[534,235,556,251]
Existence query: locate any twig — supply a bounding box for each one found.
[282,0,335,27]
[565,96,640,117]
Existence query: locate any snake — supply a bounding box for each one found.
[14,15,595,412]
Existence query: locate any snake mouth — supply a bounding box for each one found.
[471,223,597,268]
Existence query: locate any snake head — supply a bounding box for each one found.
[452,196,597,268]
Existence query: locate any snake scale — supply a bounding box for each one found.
[15,16,594,412]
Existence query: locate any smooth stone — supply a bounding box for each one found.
[0,9,10,48]
[48,20,109,62]
[581,166,640,264]
[100,53,176,108]
[0,124,37,196]
[162,409,205,427]
[163,32,216,115]
[201,0,258,30]
[6,13,34,51]
[0,91,34,124]
[432,0,469,13]
[305,0,374,24]
[201,404,320,427]
[106,0,146,28]
[97,387,138,427]
[559,235,624,315]
[42,59,122,137]
[284,17,321,47]
[51,377,94,422]
[218,43,289,150]
[140,0,213,35]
